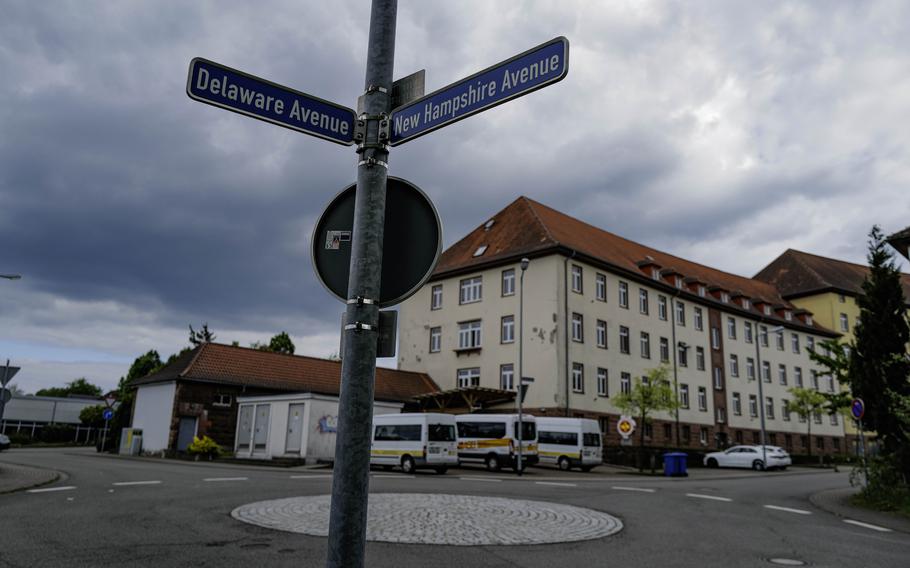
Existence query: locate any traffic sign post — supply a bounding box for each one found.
[0,360,20,428]
[100,397,116,453]
[852,398,868,487]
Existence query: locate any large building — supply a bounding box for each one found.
[398,197,846,455]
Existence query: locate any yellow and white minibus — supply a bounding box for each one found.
[370,413,458,474]
[536,417,603,471]
[455,414,538,472]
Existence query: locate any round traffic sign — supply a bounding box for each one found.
[851,398,865,420]
[102,408,114,421]
[311,177,442,308]
[0,387,11,404]
[616,416,636,439]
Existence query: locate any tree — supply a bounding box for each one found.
[189,323,216,346]
[614,365,679,470]
[787,387,829,460]
[849,226,910,479]
[6,383,26,396]
[807,338,854,421]
[79,405,106,427]
[36,378,103,398]
[268,332,295,355]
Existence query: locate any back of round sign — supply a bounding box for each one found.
[311,177,442,308]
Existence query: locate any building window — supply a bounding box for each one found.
[746,357,755,381]
[682,424,692,442]
[806,336,815,353]
[700,428,709,446]
[457,368,480,388]
[502,269,515,296]
[743,299,751,310]
[696,346,705,370]
[658,295,668,320]
[596,273,607,301]
[214,393,232,407]
[840,313,849,332]
[721,292,730,303]
[785,310,792,321]
[619,281,629,308]
[678,343,688,367]
[664,423,673,439]
[572,363,584,393]
[694,307,704,331]
[621,372,632,394]
[644,423,653,439]
[782,400,790,422]
[763,305,772,316]
[458,320,482,349]
[639,288,649,315]
[676,301,686,326]
[660,337,669,362]
[572,313,584,343]
[729,354,739,377]
[778,364,787,385]
[596,320,607,348]
[429,326,442,353]
[744,322,753,343]
[766,397,775,420]
[794,367,803,387]
[827,375,836,392]
[798,410,807,423]
[571,265,583,294]
[431,284,443,310]
[501,315,515,344]
[749,394,758,417]
[500,364,514,391]
[807,315,813,326]
[598,417,610,437]
[640,332,651,359]
[713,367,723,390]
[732,393,742,415]
[791,333,800,353]
[698,285,706,297]
[760,325,769,347]
[459,276,482,304]
[597,368,608,396]
[698,387,707,411]
[619,326,630,354]
[711,328,720,350]
[727,317,736,340]
[811,370,819,390]
[680,384,690,409]
[830,413,839,426]
[716,407,726,424]
[775,330,784,351]
[833,437,840,451]
[761,361,771,383]
[651,267,660,280]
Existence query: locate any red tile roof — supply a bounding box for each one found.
[755,248,910,301]
[131,343,439,402]
[433,196,838,336]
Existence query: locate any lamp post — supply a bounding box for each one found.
[754,324,784,470]
[0,274,21,280]
[674,341,690,448]
[517,257,529,476]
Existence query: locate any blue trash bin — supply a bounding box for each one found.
[663,452,688,477]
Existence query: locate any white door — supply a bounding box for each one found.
[285,404,305,454]
[237,405,254,456]
[253,404,271,454]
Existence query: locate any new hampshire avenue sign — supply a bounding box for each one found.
[390,37,569,146]
[186,58,357,146]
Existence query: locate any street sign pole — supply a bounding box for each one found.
[326,1,396,567]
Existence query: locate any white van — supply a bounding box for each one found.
[370,413,458,474]
[455,414,538,472]
[536,417,603,472]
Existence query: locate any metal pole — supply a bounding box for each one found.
[517,262,527,476]
[0,360,10,427]
[101,420,108,453]
[326,2,396,567]
[755,325,768,469]
[670,296,680,449]
[858,419,868,488]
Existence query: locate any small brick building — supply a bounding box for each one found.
[129,342,439,454]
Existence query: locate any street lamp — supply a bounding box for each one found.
[755,324,784,470]
[0,274,21,280]
[517,257,529,476]
[675,341,690,448]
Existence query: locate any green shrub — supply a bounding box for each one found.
[851,455,910,513]
[187,435,222,457]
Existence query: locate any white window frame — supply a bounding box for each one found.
[597,368,608,397]
[459,276,482,304]
[501,315,515,344]
[676,301,685,326]
[680,384,690,408]
[571,265,583,294]
[640,332,651,359]
[696,346,705,370]
[660,337,669,363]
[658,295,668,321]
[639,288,649,315]
[619,326,630,354]
[572,312,584,342]
[713,367,723,390]
[596,320,607,349]
[749,395,758,417]
[744,321,753,343]
[429,326,441,353]
[619,281,629,308]
[620,372,632,395]
[694,307,704,331]
[458,320,482,350]
[778,364,787,385]
[732,393,742,415]
[572,363,584,393]
[457,368,480,388]
[746,357,755,381]
[431,284,443,310]
[501,269,515,297]
[698,387,708,411]
[729,354,739,377]
[727,317,736,340]
[500,364,514,391]
[595,273,607,301]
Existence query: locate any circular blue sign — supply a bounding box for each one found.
[851,398,865,420]
[103,408,114,421]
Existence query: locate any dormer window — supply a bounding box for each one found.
[763,305,771,316]
[473,245,488,257]
[721,292,730,303]
[698,286,706,297]
[651,268,660,280]
[675,276,684,289]
[785,310,792,321]
[484,219,495,230]
[743,299,751,310]
[807,315,813,326]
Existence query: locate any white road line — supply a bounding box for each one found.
[113,481,162,486]
[535,481,578,487]
[27,486,77,493]
[764,505,812,515]
[289,474,333,479]
[612,486,656,493]
[459,477,502,482]
[686,493,733,502]
[372,474,416,479]
[203,477,249,482]
[843,519,893,532]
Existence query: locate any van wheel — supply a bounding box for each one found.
[435,466,448,475]
[401,455,416,474]
[558,457,572,471]
[485,454,501,472]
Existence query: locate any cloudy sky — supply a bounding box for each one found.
[2,1,909,394]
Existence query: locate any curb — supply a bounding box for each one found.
[70,451,333,473]
[810,486,910,534]
[0,462,66,495]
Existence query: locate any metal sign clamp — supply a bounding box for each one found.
[355,141,390,154]
[365,84,388,94]
[357,157,388,169]
[346,297,377,306]
[344,322,376,332]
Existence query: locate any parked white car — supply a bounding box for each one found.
[0,433,10,451]
[703,445,791,471]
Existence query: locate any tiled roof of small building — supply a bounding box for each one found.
[131,343,439,402]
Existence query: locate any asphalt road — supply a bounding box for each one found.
[1,448,907,567]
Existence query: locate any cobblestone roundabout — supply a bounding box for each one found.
[231,493,623,546]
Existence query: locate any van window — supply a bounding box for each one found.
[457,421,506,439]
[428,424,456,442]
[583,433,601,447]
[539,431,578,446]
[514,421,536,440]
[374,424,422,442]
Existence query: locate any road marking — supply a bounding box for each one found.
[203,477,249,482]
[612,486,656,493]
[764,505,812,515]
[27,486,76,493]
[459,477,502,482]
[113,480,162,486]
[372,474,416,479]
[843,519,892,532]
[686,493,732,502]
[535,481,577,487]
[289,474,333,479]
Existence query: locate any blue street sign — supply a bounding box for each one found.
[851,398,865,420]
[389,37,569,146]
[102,408,114,421]
[186,58,357,146]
